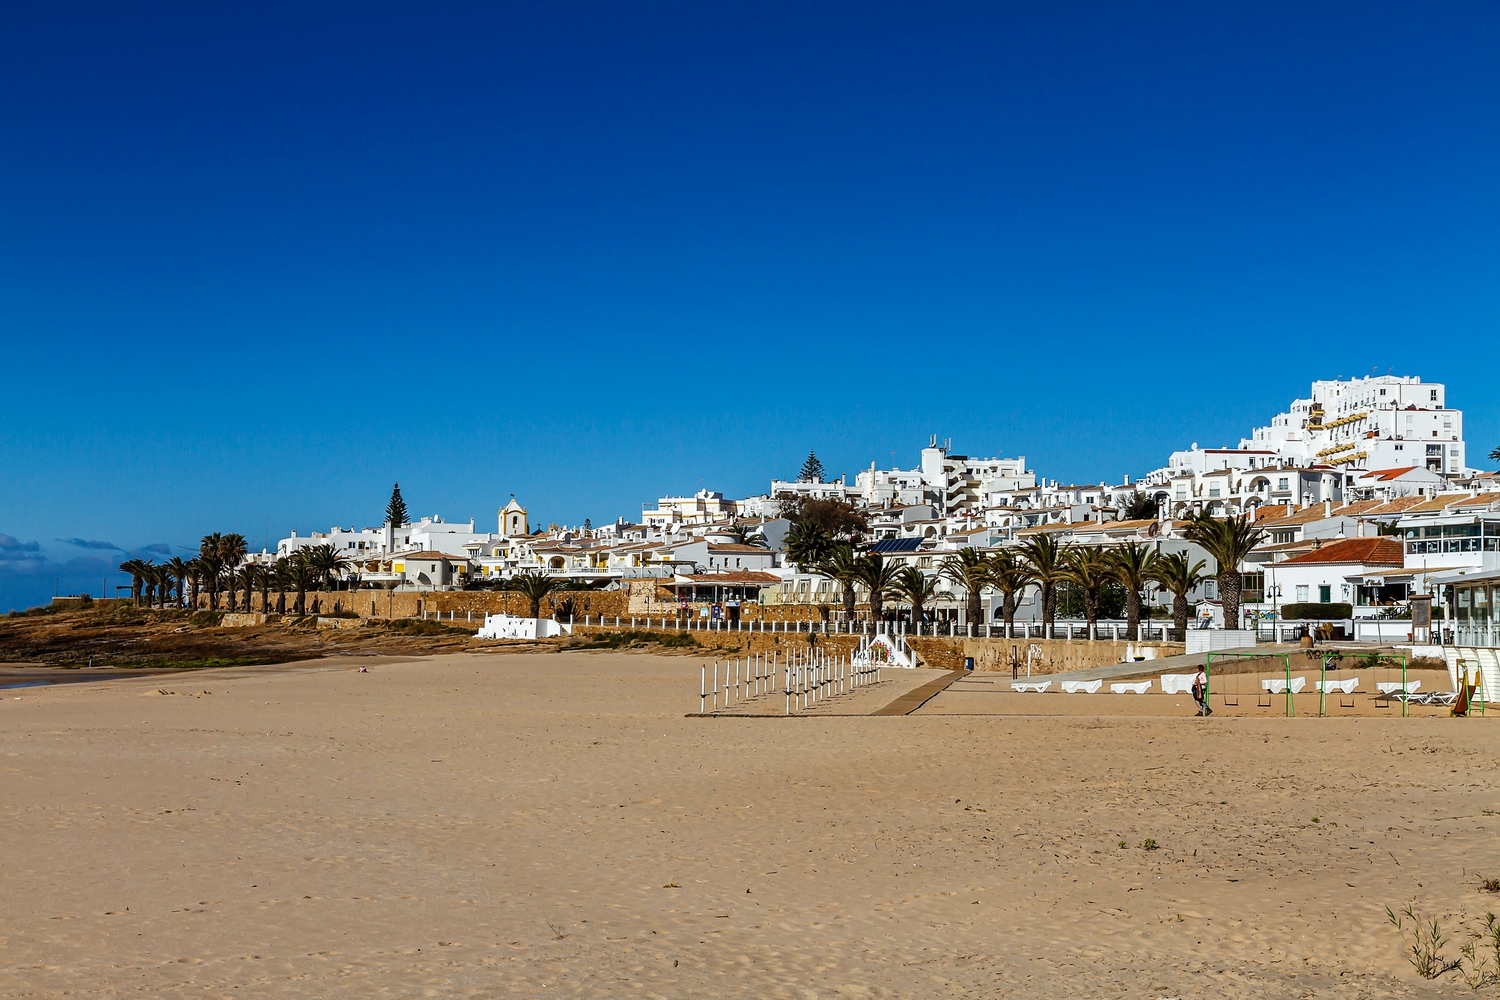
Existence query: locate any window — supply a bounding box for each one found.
[1278,478,1289,490]
[1296,584,1309,602]
[1431,389,1438,401]
[1204,580,1218,600]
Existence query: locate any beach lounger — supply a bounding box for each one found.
[1376,680,1421,703]
[1315,677,1359,694]
[1061,680,1103,694]
[1011,681,1051,693]
[1110,680,1152,694]
[1428,690,1458,706]
[1159,674,1195,695]
[1261,677,1307,695]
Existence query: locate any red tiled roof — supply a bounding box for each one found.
[1277,537,1404,567]
[679,571,781,584]
[1361,466,1421,481]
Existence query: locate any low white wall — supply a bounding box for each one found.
[1185,630,1257,654]
[1354,621,1414,643]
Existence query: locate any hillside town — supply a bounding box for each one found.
[244,374,1497,646]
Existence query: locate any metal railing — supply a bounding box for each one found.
[567,614,1171,641]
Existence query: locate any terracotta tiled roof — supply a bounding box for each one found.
[678,571,781,584]
[1399,493,1483,514]
[1360,466,1422,481]
[1361,496,1428,516]
[1252,500,1382,527]
[1278,537,1404,567]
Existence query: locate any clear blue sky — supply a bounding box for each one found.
[2,2,1498,610]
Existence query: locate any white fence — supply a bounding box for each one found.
[699,649,882,716]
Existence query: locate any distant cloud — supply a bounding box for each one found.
[0,533,49,574]
[58,537,122,551]
[141,543,172,555]
[0,534,41,553]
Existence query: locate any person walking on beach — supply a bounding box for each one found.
[1192,666,1212,716]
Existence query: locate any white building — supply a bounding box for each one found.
[852,438,1036,515]
[1242,375,1466,476]
[641,490,742,527]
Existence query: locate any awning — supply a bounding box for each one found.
[1425,567,1500,587]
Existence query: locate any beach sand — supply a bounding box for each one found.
[1,650,1493,998]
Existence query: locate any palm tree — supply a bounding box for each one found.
[285,554,318,616]
[302,544,351,592]
[1018,534,1066,636]
[186,558,204,610]
[142,562,161,607]
[985,550,1034,637]
[198,535,225,610]
[271,558,292,613]
[893,566,939,626]
[814,544,862,621]
[1182,512,1266,630]
[235,563,258,613]
[258,562,272,613]
[940,547,990,633]
[1108,541,1158,640]
[166,557,189,609]
[1064,546,1115,638]
[784,521,835,568]
[217,533,248,611]
[118,559,146,606]
[1149,552,1207,640]
[853,553,902,625]
[509,572,564,618]
[151,563,173,607]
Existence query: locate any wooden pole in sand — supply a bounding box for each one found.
[784,652,791,715]
[712,660,719,713]
[700,664,706,715]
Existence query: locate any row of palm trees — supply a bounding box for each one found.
[118,534,353,616]
[795,511,1266,639]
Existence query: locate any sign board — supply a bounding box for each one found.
[1411,595,1431,629]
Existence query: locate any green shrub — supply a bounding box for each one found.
[1281,602,1352,621]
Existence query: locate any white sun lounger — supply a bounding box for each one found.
[1011,681,1051,693]
[1061,680,1103,694]
[1427,690,1458,706]
[1376,680,1422,702]
[1159,674,1196,695]
[1110,680,1152,694]
[1315,677,1359,694]
[1261,677,1307,695]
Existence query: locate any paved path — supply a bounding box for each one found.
[1028,645,1310,684]
[871,669,967,715]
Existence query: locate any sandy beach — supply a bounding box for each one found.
[2,650,1495,998]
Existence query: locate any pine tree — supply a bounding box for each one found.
[385,483,409,527]
[798,450,826,484]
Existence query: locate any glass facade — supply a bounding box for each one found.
[1454,582,1497,647]
[1406,521,1500,554]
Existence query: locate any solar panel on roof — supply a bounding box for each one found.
[869,538,923,553]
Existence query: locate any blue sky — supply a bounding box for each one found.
[2,2,1498,610]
